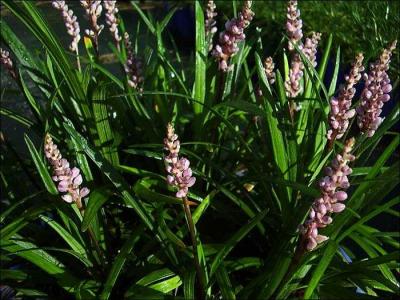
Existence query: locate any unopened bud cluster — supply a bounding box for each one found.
[303,32,321,67]
[212,1,254,71]
[327,53,364,141]
[44,134,89,209]
[1,48,18,80]
[52,1,81,52]
[123,32,144,90]
[103,0,122,48]
[205,0,218,52]
[300,138,355,251]
[357,41,397,137]
[264,57,276,85]
[80,0,104,45]
[286,0,303,52]
[164,123,196,198]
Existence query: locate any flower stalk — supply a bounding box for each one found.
[205,0,218,52]
[103,0,122,51]
[212,0,254,72]
[264,56,276,85]
[52,0,81,70]
[300,138,355,251]
[123,32,144,91]
[80,0,104,54]
[44,134,90,210]
[1,48,19,81]
[327,53,364,149]
[163,123,205,299]
[357,40,397,137]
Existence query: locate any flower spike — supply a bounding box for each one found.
[212,1,254,72]
[357,41,397,137]
[44,134,89,209]
[164,123,196,198]
[300,138,355,251]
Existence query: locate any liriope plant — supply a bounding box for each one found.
[0,0,398,299]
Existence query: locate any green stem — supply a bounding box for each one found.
[183,196,205,300]
[79,205,107,270]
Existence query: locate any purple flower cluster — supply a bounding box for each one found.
[284,0,304,98]
[1,48,18,80]
[205,0,218,52]
[264,56,276,85]
[80,0,104,48]
[44,134,89,209]
[303,32,321,68]
[300,138,355,251]
[327,53,364,142]
[285,53,303,98]
[52,1,81,52]
[212,1,254,72]
[103,0,122,50]
[285,2,321,99]
[357,41,397,137]
[123,32,144,90]
[164,123,196,198]
[286,0,303,52]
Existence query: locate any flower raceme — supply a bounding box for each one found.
[52,1,81,52]
[103,0,122,50]
[327,53,364,142]
[205,0,218,52]
[212,0,254,72]
[286,0,303,52]
[163,123,196,198]
[285,0,322,99]
[300,138,356,251]
[303,32,322,68]
[123,32,144,90]
[357,40,397,137]
[44,134,89,209]
[264,57,276,85]
[80,0,104,48]
[1,48,18,80]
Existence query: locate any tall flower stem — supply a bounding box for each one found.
[77,206,106,268]
[163,123,204,298]
[183,196,206,300]
[75,48,82,72]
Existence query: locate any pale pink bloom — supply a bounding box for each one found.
[357,41,397,137]
[300,138,355,251]
[52,1,81,51]
[164,123,196,198]
[212,1,254,71]
[44,134,89,208]
[1,48,18,80]
[264,57,276,85]
[205,0,218,52]
[80,0,104,48]
[103,0,122,49]
[327,53,364,142]
[286,0,303,52]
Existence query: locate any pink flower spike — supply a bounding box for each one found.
[357,41,397,137]
[300,138,355,251]
[164,123,196,199]
[44,134,89,209]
